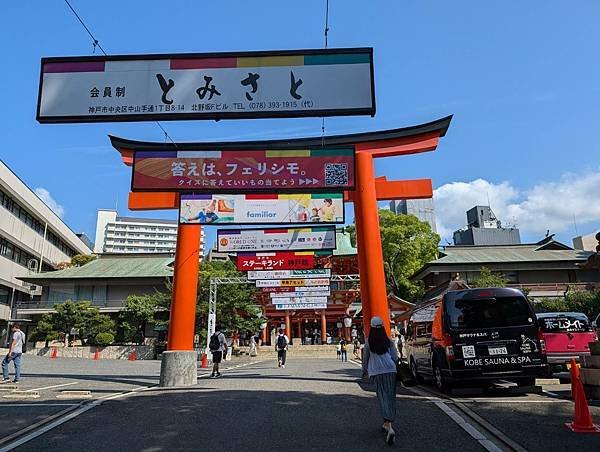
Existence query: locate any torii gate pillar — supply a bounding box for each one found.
[354,151,390,336]
[160,222,201,387]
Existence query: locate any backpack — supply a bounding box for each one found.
[340,342,347,352]
[209,333,221,352]
[20,332,27,354]
[276,335,287,349]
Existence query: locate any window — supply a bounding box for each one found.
[446,296,533,329]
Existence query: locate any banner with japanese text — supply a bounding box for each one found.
[270,290,330,298]
[255,278,330,288]
[261,285,330,293]
[217,227,336,252]
[237,251,320,271]
[37,48,374,123]
[247,269,331,280]
[180,193,344,224]
[274,302,328,310]
[133,149,354,192]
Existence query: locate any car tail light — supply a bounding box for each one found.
[443,333,455,360]
[537,328,546,354]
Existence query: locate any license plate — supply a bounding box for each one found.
[488,346,508,356]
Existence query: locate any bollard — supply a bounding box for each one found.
[93,348,100,360]
[201,353,208,368]
[128,350,136,361]
[565,358,600,433]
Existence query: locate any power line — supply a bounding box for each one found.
[62,0,178,147]
[321,0,331,145]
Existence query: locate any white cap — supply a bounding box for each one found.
[370,316,384,328]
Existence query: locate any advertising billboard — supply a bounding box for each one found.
[37,48,375,123]
[132,149,354,192]
[179,193,344,225]
[247,269,331,280]
[272,296,328,305]
[217,227,336,252]
[255,278,330,288]
[237,252,315,271]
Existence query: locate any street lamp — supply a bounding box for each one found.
[343,316,353,328]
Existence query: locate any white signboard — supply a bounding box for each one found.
[273,296,328,305]
[262,285,330,293]
[248,269,331,280]
[217,227,336,252]
[180,193,344,224]
[255,278,331,288]
[270,290,330,298]
[275,303,328,310]
[37,48,375,123]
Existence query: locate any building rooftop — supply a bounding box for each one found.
[412,239,593,281]
[18,254,173,283]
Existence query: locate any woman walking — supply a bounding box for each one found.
[362,316,398,445]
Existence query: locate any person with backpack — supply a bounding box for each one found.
[208,325,227,378]
[362,317,398,446]
[274,329,289,368]
[1,324,26,384]
[339,338,348,362]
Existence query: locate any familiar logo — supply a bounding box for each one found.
[219,238,229,246]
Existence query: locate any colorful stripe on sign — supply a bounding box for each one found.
[167,53,370,70]
[43,61,106,73]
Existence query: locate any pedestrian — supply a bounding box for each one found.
[340,338,348,362]
[208,325,227,378]
[275,328,289,368]
[353,337,361,359]
[249,333,257,357]
[2,323,26,384]
[362,316,398,445]
[336,342,341,359]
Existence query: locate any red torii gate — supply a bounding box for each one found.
[110,115,451,361]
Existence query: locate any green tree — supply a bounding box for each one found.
[118,293,167,344]
[196,260,262,344]
[347,210,440,300]
[70,254,96,267]
[471,267,508,288]
[533,289,600,320]
[31,300,115,346]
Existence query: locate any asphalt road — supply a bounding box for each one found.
[2,356,600,451]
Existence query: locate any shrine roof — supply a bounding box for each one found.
[109,115,452,151]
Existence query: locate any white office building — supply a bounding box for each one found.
[0,160,92,326]
[94,209,205,256]
[389,199,437,233]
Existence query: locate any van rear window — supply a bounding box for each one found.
[539,315,591,333]
[446,296,533,329]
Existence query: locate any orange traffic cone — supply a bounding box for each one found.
[565,358,600,433]
[201,353,208,368]
[51,347,58,359]
[128,350,136,361]
[93,348,100,360]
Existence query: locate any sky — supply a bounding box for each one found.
[1,1,599,251]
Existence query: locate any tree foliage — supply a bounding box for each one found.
[470,267,508,288]
[347,210,440,300]
[31,300,115,346]
[70,254,97,267]
[533,289,600,320]
[196,260,262,344]
[118,293,168,344]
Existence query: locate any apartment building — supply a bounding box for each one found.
[94,209,205,256]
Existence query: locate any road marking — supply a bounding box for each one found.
[0,383,155,451]
[542,389,561,397]
[25,382,78,392]
[0,403,78,407]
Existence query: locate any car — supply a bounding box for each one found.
[536,312,597,375]
[405,287,548,392]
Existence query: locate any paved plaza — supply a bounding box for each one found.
[0,355,598,451]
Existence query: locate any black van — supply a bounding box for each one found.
[405,287,547,392]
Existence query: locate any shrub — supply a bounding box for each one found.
[94,332,115,347]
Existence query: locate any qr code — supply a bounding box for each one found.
[324,163,348,186]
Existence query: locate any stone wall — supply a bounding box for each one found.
[25,345,156,360]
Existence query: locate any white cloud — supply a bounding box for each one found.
[34,188,65,218]
[433,171,600,242]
